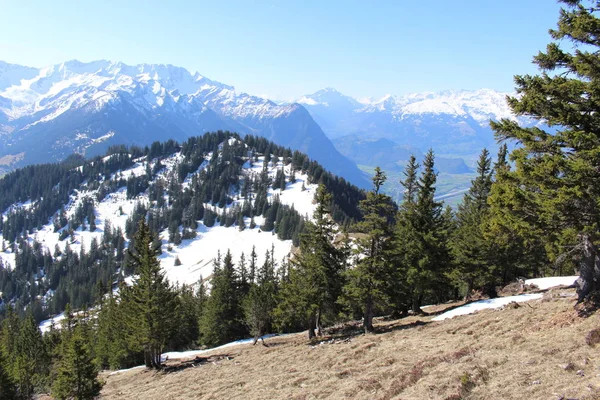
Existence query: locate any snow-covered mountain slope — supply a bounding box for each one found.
[0,60,368,188]
[297,87,535,158]
[0,132,364,316]
[0,150,314,286]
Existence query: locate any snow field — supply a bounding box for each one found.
[1,147,318,291]
[432,276,579,321]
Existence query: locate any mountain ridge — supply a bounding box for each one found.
[0,60,369,188]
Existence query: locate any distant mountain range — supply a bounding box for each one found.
[0,59,540,194]
[0,60,368,187]
[295,87,534,164]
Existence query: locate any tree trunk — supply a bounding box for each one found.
[307,312,316,339]
[464,279,473,301]
[316,308,323,337]
[577,234,600,302]
[411,291,422,314]
[364,296,374,333]
[144,348,152,369]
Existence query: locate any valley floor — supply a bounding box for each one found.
[100,287,600,400]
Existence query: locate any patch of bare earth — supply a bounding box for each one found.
[100,288,600,400]
[0,152,24,166]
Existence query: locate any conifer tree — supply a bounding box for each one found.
[200,250,245,346]
[52,324,102,400]
[450,149,495,298]
[121,220,177,369]
[392,156,420,314]
[342,168,395,333]
[244,250,277,345]
[0,349,15,400]
[95,292,130,370]
[14,312,48,399]
[489,0,600,301]
[275,185,347,338]
[396,150,451,312]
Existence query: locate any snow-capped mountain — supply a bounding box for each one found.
[297,87,527,158]
[0,60,368,188]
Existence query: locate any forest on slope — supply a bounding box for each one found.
[2,1,600,398]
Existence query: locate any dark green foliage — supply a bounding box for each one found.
[121,220,177,369]
[200,251,245,347]
[342,168,396,333]
[450,149,496,298]
[94,292,132,370]
[51,323,102,400]
[489,0,600,300]
[0,349,15,400]
[275,185,348,338]
[395,150,452,313]
[244,249,278,344]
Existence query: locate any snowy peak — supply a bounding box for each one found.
[0,60,368,189]
[298,87,516,125]
[297,87,361,109]
[0,59,291,123]
[397,88,515,124]
[0,61,40,91]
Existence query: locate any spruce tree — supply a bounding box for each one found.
[275,185,347,338]
[52,324,102,400]
[0,349,15,400]
[342,168,395,333]
[121,220,177,369]
[397,150,451,312]
[489,0,600,301]
[244,250,277,345]
[450,148,495,298]
[200,250,245,346]
[392,156,421,314]
[13,312,48,399]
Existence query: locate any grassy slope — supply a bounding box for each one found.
[100,288,600,400]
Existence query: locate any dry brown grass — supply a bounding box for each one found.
[100,288,600,400]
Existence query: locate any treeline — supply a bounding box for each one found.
[0,131,363,246]
[0,131,365,322]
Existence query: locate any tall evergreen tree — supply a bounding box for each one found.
[95,292,130,370]
[275,185,347,338]
[13,312,48,399]
[342,168,395,333]
[397,150,451,312]
[489,0,600,301]
[52,324,102,400]
[244,250,278,345]
[121,220,177,369]
[450,148,495,298]
[0,349,15,400]
[200,250,245,346]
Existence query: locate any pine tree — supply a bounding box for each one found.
[244,250,277,345]
[95,292,131,370]
[0,349,15,400]
[392,156,420,314]
[14,312,48,399]
[489,0,600,301]
[275,185,347,338]
[342,168,395,333]
[200,250,245,346]
[52,324,102,400]
[450,148,495,298]
[121,220,177,369]
[397,150,451,312]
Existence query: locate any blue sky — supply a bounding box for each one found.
[0,0,563,99]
